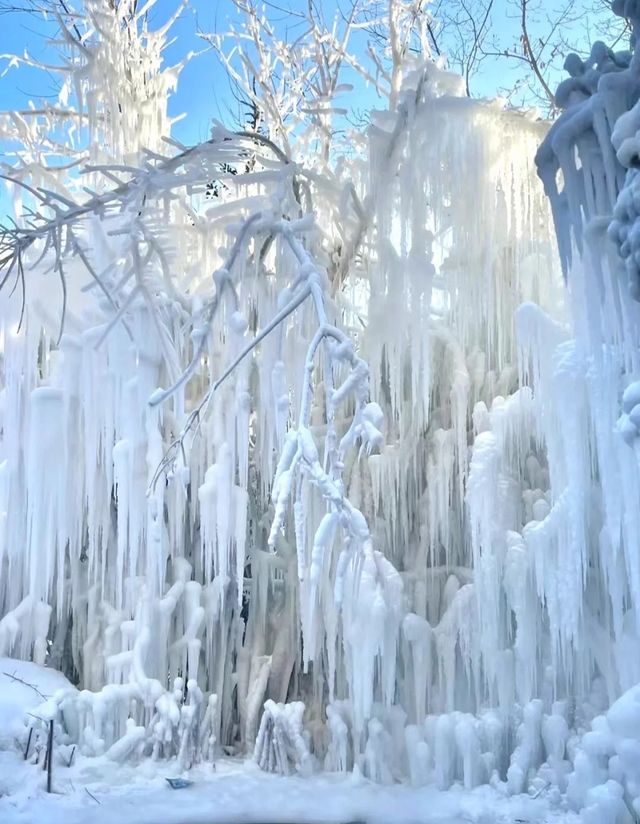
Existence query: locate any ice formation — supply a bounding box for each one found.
[5,0,640,816]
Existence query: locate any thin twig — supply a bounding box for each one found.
[3,670,48,700]
[520,0,556,108]
[85,787,100,804]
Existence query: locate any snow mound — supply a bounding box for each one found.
[0,657,74,749]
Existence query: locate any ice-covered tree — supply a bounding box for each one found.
[0,0,436,767]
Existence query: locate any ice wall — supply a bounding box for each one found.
[0,53,562,775]
[6,0,640,796]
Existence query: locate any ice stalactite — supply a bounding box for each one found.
[357,59,560,724]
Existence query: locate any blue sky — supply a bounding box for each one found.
[0,0,625,217]
[0,0,617,142]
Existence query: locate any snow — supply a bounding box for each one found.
[0,657,578,822]
[0,746,578,824]
[0,657,590,824]
[0,658,74,750]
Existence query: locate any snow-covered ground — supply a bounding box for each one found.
[0,749,579,824]
[0,658,578,824]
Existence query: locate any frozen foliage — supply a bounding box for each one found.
[4,1,640,818]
